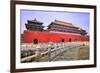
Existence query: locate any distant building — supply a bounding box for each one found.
[22,19,89,43]
[25,18,44,31]
[47,20,87,35]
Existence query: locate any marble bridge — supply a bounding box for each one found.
[21,42,89,63]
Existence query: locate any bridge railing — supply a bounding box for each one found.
[21,42,84,62]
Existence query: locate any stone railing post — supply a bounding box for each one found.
[35,45,41,62]
[54,43,57,56]
[47,44,51,61]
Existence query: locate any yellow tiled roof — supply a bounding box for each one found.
[52,20,78,28]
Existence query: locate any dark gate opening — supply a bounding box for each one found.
[69,38,72,42]
[61,39,65,42]
[33,39,38,44]
[75,39,77,41]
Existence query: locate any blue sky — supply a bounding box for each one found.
[20,9,90,35]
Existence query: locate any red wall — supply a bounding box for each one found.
[22,31,89,43]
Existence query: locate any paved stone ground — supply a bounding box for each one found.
[52,45,89,61]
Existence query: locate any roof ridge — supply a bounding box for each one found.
[30,18,43,23]
[55,19,72,25]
